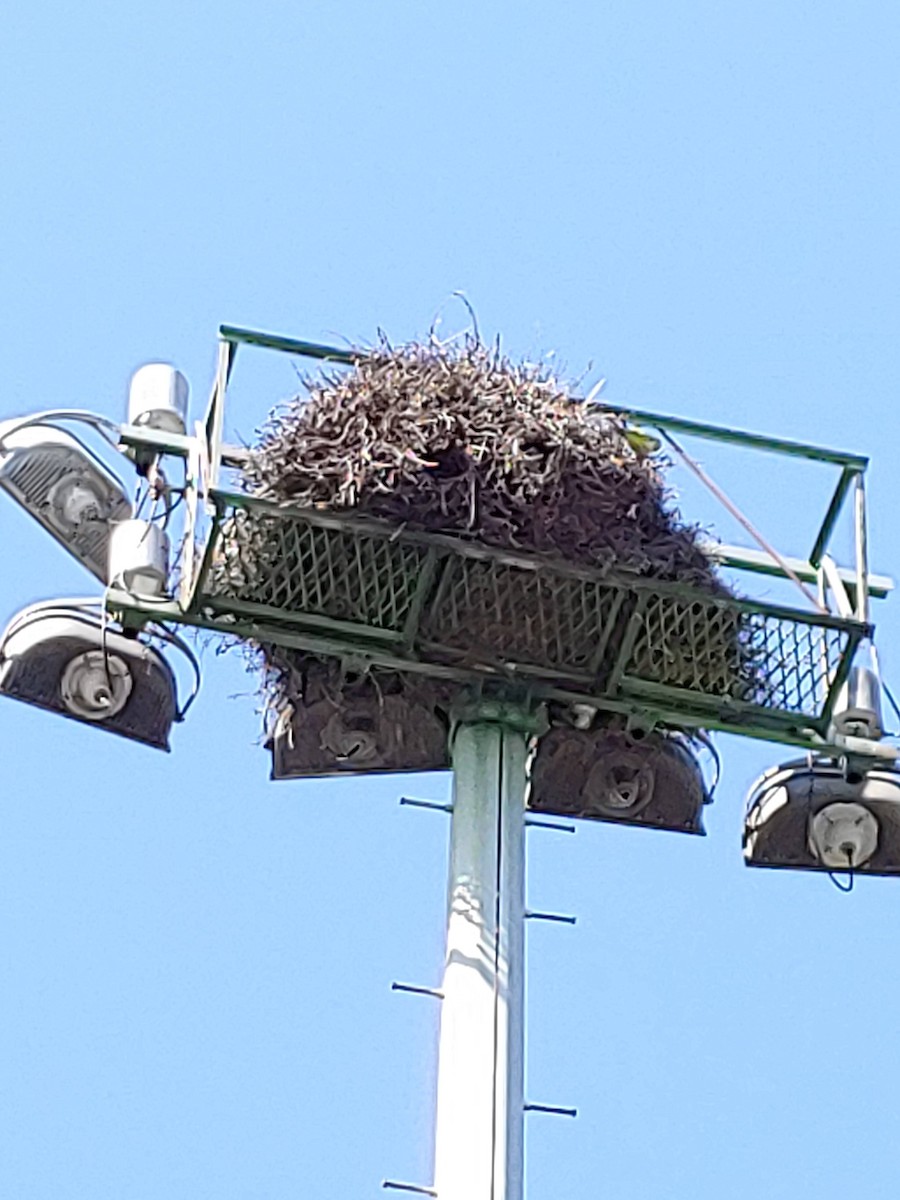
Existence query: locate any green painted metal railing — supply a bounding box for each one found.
[146,489,872,747]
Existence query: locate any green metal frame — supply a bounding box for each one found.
[105,323,889,755]
[211,325,876,592]
[107,487,870,752]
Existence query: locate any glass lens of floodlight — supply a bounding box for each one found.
[0,423,131,579]
[60,650,133,720]
[584,752,655,815]
[808,801,879,869]
[50,477,106,527]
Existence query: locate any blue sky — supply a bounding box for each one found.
[1,3,900,1197]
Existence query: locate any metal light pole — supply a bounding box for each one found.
[433,711,530,1200]
[6,326,894,1194]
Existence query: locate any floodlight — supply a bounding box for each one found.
[0,422,131,579]
[270,693,449,779]
[743,758,900,875]
[530,726,710,834]
[0,603,178,749]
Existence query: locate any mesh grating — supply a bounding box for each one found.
[622,594,850,718]
[741,610,849,716]
[420,557,620,674]
[198,497,863,732]
[205,508,428,631]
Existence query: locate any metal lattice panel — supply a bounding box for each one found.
[205,507,428,633]
[420,557,623,676]
[620,594,853,720]
[622,594,753,700]
[744,612,849,717]
[188,492,870,740]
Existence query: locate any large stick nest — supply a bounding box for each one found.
[235,336,738,726]
[244,338,714,582]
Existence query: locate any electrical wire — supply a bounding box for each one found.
[100,584,113,694]
[133,467,185,533]
[693,729,722,799]
[98,599,201,720]
[150,623,202,719]
[134,482,151,520]
[883,681,900,734]
[0,597,106,645]
[158,489,185,528]
[657,428,829,614]
[828,846,857,893]
[843,643,900,739]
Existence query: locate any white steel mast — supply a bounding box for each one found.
[432,714,529,1200]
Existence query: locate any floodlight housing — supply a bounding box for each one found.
[0,605,178,749]
[0,423,131,580]
[530,726,710,834]
[108,519,170,597]
[270,692,449,779]
[830,665,884,740]
[743,758,900,875]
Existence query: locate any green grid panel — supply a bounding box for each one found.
[619,591,860,727]
[201,502,428,637]
[420,555,624,679]
[194,493,868,734]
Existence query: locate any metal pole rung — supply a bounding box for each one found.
[524,910,577,925]
[525,817,576,833]
[400,797,453,814]
[392,982,445,1000]
[382,1181,438,1196]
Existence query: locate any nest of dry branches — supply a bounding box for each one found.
[244,338,715,583]
[230,336,744,725]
